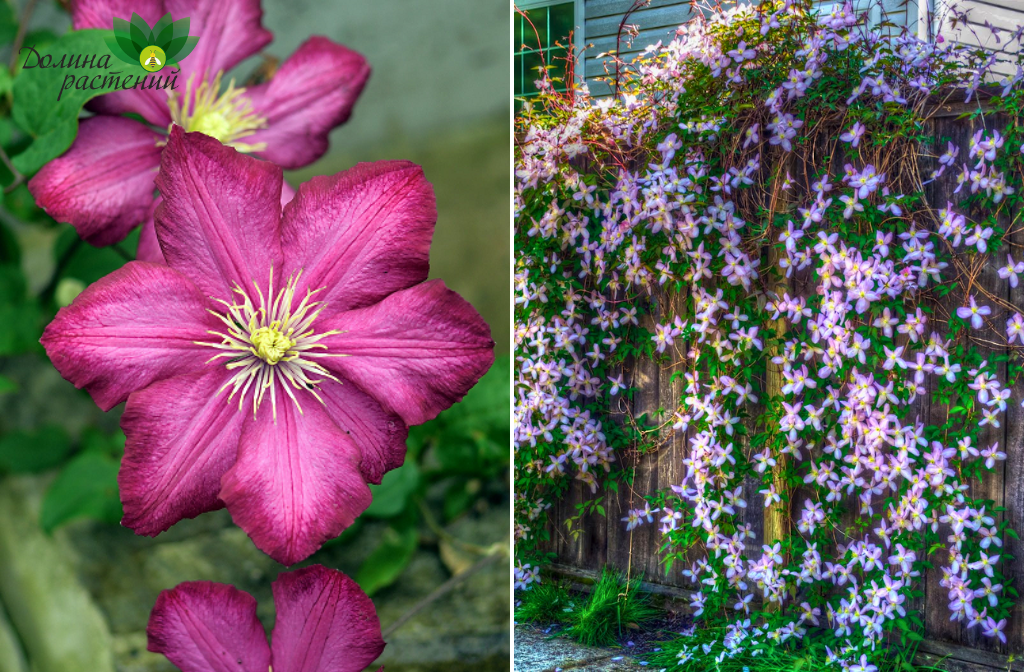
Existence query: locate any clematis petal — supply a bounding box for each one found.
[136,197,164,264]
[164,0,272,80]
[71,0,165,29]
[87,88,174,129]
[120,367,244,536]
[40,261,220,411]
[281,161,435,315]
[319,378,408,485]
[28,116,161,246]
[155,125,283,301]
[148,581,270,672]
[270,566,384,672]
[248,36,370,169]
[219,392,372,566]
[318,280,494,426]
[140,182,293,266]
[280,180,296,207]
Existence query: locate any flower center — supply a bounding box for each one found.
[250,324,296,365]
[198,270,343,418]
[168,72,268,152]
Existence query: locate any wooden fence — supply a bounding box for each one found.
[538,103,1024,671]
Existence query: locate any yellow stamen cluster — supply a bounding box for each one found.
[199,270,343,418]
[168,71,268,152]
[250,324,296,365]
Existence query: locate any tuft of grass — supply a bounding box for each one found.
[564,568,658,647]
[515,580,574,624]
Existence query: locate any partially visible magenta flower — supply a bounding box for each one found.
[148,565,384,672]
[29,0,370,247]
[41,127,494,564]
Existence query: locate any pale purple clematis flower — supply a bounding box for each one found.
[957,295,991,329]
[849,654,878,672]
[998,254,1024,287]
[148,565,385,672]
[839,121,866,147]
[1007,313,1024,343]
[30,0,371,248]
[41,128,494,564]
[983,616,1008,643]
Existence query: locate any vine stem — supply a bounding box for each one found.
[9,0,38,70]
[39,237,82,300]
[381,550,504,639]
[0,144,23,195]
[415,497,496,556]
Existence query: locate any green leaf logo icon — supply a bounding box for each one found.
[104,13,199,72]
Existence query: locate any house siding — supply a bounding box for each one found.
[936,0,1024,79]
[580,0,930,96]
[583,0,692,96]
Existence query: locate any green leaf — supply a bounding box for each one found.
[320,516,364,548]
[0,424,72,473]
[443,478,477,520]
[11,29,121,174]
[39,451,122,532]
[0,264,40,355]
[0,374,17,393]
[364,462,421,518]
[0,64,13,98]
[52,224,140,288]
[355,522,418,595]
[78,427,125,458]
[105,33,140,66]
[18,29,59,58]
[422,356,510,475]
[0,2,14,46]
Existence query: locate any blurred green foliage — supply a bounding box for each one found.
[335,355,510,594]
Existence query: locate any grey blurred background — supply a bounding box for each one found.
[0,1,511,671]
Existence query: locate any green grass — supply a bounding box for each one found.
[515,580,575,624]
[563,568,659,647]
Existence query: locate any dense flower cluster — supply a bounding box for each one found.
[514,0,1024,668]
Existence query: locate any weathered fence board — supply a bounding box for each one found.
[539,107,1024,666]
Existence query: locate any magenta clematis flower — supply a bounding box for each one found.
[29,0,370,248]
[149,565,385,672]
[41,127,494,564]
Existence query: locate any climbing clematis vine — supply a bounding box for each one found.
[41,126,494,565]
[148,565,385,672]
[29,0,370,249]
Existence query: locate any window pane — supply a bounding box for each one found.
[514,52,523,96]
[523,7,548,50]
[548,46,569,88]
[514,12,522,51]
[522,50,545,94]
[549,2,575,47]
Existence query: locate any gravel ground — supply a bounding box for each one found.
[513,623,654,672]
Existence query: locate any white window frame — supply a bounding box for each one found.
[515,0,585,76]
